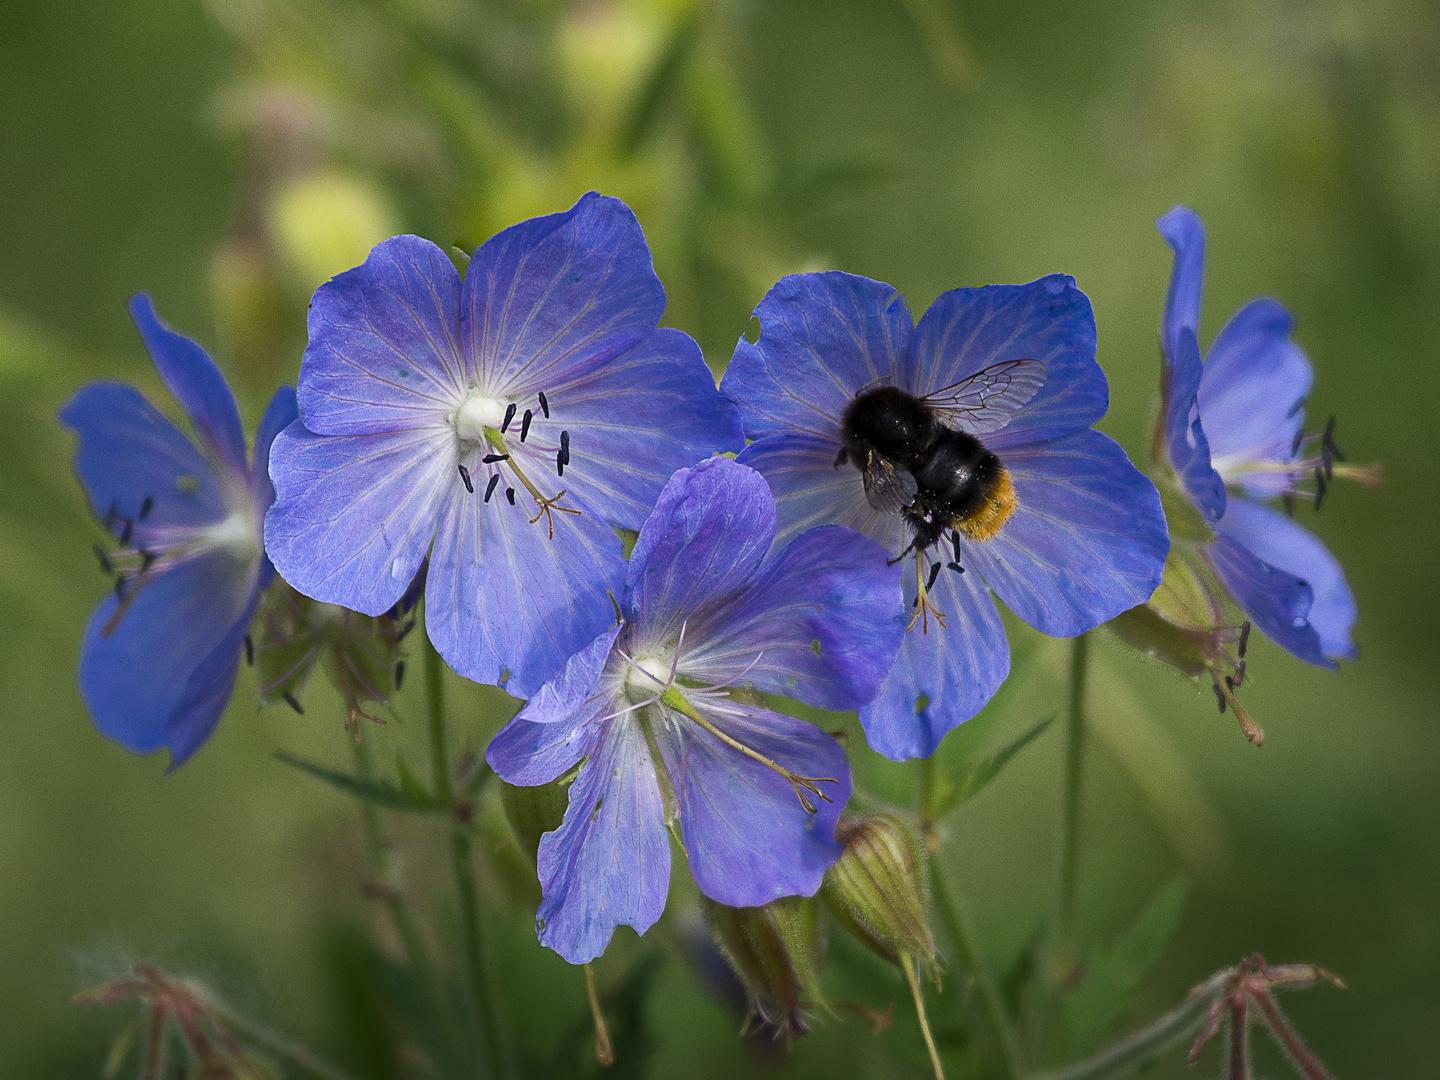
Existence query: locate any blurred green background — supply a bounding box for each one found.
[1,0,1436,1075]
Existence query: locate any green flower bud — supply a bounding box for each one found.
[822,814,938,976]
[704,895,826,1040]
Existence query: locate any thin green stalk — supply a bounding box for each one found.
[201,993,363,1080]
[1027,969,1231,1080]
[903,951,946,1080]
[423,631,513,1080]
[352,736,456,1050]
[1055,632,1090,977]
[932,870,1023,1080]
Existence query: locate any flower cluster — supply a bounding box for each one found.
[61,193,1365,966]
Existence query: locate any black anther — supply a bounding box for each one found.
[1234,660,1246,687]
[1213,682,1227,713]
[1225,674,1235,692]
[556,451,564,478]
[538,391,550,418]
[1313,467,1327,511]
[394,660,405,691]
[501,403,517,432]
[1291,428,1305,457]
[1238,621,1251,657]
[397,617,416,642]
[560,430,570,464]
[947,561,965,575]
[951,531,962,563]
[457,463,474,494]
[925,563,941,591]
[1286,395,1308,419]
[139,496,154,521]
[104,499,118,529]
[506,488,516,505]
[244,634,254,666]
[1283,494,1295,517]
[139,549,157,573]
[482,454,509,464]
[520,409,533,442]
[93,544,113,575]
[114,576,127,601]
[282,692,305,715]
[120,518,133,545]
[484,474,500,502]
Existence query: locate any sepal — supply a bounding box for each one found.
[703,895,827,1041]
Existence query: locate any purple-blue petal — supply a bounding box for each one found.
[1212,499,1353,664]
[425,478,626,697]
[164,606,253,768]
[548,327,743,529]
[912,276,1107,449]
[486,704,605,788]
[736,434,906,555]
[1208,530,1327,669]
[298,235,467,436]
[681,526,904,711]
[59,382,227,532]
[657,701,848,908]
[966,429,1169,636]
[535,717,670,964]
[720,272,916,442]
[623,458,776,643]
[512,624,622,726]
[1157,205,1205,362]
[859,559,1010,760]
[253,385,299,500]
[79,551,257,754]
[128,294,248,476]
[1199,299,1312,495]
[463,192,666,392]
[1165,327,1227,521]
[264,422,454,616]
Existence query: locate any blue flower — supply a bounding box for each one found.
[1157,205,1370,668]
[720,273,1168,759]
[485,457,905,964]
[264,193,743,698]
[60,295,298,766]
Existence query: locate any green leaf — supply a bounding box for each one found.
[1062,877,1189,1050]
[394,754,434,807]
[274,751,444,813]
[931,715,1054,818]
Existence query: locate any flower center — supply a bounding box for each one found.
[455,394,508,445]
[626,654,674,701]
[202,508,262,563]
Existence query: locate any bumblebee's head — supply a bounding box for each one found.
[842,386,932,459]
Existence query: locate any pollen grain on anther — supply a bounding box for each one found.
[457,462,475,493]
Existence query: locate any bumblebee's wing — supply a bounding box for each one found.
[924,359,1047,435]
[862,450,918,514]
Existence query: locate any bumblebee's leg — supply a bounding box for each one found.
[834,446,849,468]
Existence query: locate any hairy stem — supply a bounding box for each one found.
[423,630,512,1079]
[932,871,1023,1080]
[903,951,946,1080]
[1027,969,1233,1080]
[1055,631,1090,978]
[351,736,458,1055]
[200,993,362,1080]
[584,963,615,1067]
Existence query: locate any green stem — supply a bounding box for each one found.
[932,870,1023,1080]
[201,993,363,1080]
[1026,969,1232,1080]
[423,630,512,1080]
[1055,632,1090,977]
[351,737,456,1051]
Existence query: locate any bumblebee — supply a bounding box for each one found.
[837,359,1047,558]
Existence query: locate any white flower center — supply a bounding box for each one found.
[455,394,508,444]
[626,654,673,699]
[202,509,261,563]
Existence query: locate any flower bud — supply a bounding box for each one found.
[703,895,826,1040]
[822,813,938,976]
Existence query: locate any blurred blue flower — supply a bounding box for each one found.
[264,192,743,697]
[720,272,1168,759]
[486,457,904,964]
[60,295,297,767]
[1158,206,1366,668]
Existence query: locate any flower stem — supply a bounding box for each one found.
[351,736,459,1055]
[422,629,512,1080]
[932,870,1023,1080]
[902,951,946,1080]
[200,992,362,1080]
[1055,631,1090,979]
[584,963,615,1067]
[1026,968,1232,1080]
